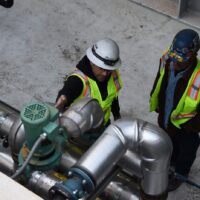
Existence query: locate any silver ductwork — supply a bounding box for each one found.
[119,150,142,178]
[74,119,172,196]
[60,98,104,138]
[117,119,172,195]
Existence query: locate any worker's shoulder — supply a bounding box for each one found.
[64,68,83,79]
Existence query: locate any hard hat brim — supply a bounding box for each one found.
[86,47,121,70]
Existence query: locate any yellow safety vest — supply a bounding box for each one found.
[67,68,122,124]
[150,56,200,129]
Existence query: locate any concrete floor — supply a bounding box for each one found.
[0,0,200,199]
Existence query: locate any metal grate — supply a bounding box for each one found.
[23,104,48,121]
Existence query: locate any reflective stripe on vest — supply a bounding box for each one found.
[112,71,121,92]
[188,70,200,100]
[73,69,121,97]
[73,69,91,97]
[172,70,200,120]
[170,60,200,128]
[172,112,197,119]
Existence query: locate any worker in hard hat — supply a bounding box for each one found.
[150,29,200,191]
[55,38,122,144]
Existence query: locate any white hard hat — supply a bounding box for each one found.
[86,38,121,70]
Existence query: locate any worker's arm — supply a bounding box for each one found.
[111,97,121,120]
[55,76,83,112]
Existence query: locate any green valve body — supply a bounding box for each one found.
[19,102,64,171]
[21,103,50,148]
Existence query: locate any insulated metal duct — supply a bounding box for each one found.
[60,98,104,138]
[74,119,172,196]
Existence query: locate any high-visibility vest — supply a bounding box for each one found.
[150,55,200,129]
[149,51,169,112]
[66,68,122,124]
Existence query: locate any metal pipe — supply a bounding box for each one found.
[57,145,142,199]
[0,100,19,137]
[60,98,104,138]
[27,170,141,200]
[0,99,172,198]
[27,171,60,199]
[74,124,127,185]
[119,149,142,178]
[74,119,172,196]
[114,119,172,195]
[59,149,81,170]
[103,181,139,200]
[0,149,16,175]
[0,100,19,114]
[87,166,120,200]
[102,171,140,200]
[0,100,25,160]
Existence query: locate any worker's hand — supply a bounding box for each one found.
[55,95,67,112]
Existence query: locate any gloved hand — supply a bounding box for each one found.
[55,95,67,112]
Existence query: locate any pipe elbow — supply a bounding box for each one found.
[139,122,172,171]
[112,119,172,195]
[113,119,172,171]
[60,98,104,138]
